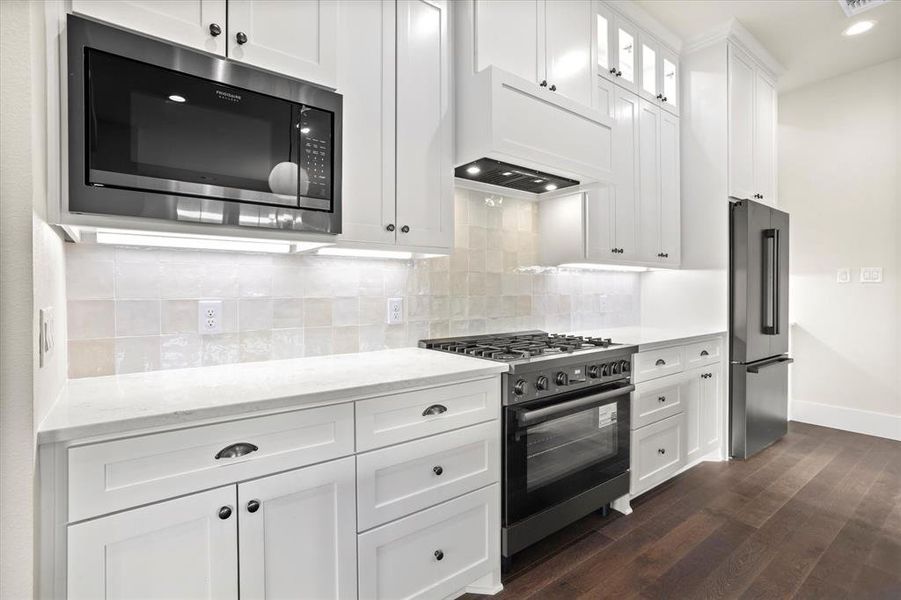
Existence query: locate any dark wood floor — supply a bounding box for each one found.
[478,422,901,599]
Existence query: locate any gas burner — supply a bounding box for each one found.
[419,331,622,363]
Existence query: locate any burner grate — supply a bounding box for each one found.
[421,331,619,362]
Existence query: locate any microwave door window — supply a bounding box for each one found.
[85,49,300,208]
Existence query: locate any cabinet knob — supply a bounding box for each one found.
[656,93,663,100]
[658,396,666,403]
[662,96,668,103]
[434,549,444,561]
[400,225,410,233]
[433,465,444,476]
[386,223,396,232]
[236,31,248,45]
[657,252,664,257]
[247,499,260,513]
[657,448,666,455]
[218,506,232,520]
[617,70,623,77]
[609,67,617,75]
[549,84,557,92]
[540,80,548,87]
[209,23,222,37]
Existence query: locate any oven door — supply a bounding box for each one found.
[504,382,632,525]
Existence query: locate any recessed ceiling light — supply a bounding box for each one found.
[466,165,481,175]
[502,171,513,176]
[545,184,558,191]
[843,20,876,36]
[300,127,311,134]
[533,179,543,183]
[168,94,186,103]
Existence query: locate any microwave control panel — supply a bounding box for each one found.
[299,106,333,202]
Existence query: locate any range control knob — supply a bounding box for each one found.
[536,375,549,391]
[620,360,631,373]
[611,362,622,375]
[600,363,611,377]
[587,365,601,379]
[513,379,528,396]
[555,372,569,386]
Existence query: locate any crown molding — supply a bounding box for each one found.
[683,18,784,78]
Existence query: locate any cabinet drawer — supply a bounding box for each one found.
[683,337,723,369]
[355,378,500,451]
[68,403,354,522]
[357,421,499,531]
[631,413,686,496]
[358,484,499,600]
[632,375,685,429]
[633,346,683,382]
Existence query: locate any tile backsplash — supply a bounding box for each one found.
[66,190,640,378]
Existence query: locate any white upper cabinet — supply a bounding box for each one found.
[754,70,777,205]
[472,0,593,106]
[68,486,239,600]
[238,457,357,600]
[658,109,681,265]
[728,46,756,201]
[637,99,661,261]
[71,0,227,55]
[660,47,679,115]
[639,36,658,102]
[638,34,678,115]
[395,0,453,250]
[544,0,593,105]
[474,0,543,84]
[227,0,338,88]
[336,0,396,246]
[613,17,639,93]
[728,44,777,205]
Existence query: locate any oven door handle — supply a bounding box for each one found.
[516,384,635,427]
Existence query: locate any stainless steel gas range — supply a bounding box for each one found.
[419,331,636,567]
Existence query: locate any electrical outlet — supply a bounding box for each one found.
[836,268,851,284]
[39,307,54,367]
[198,300,224,334]
[860,267,883,283]
[386,298,404,324]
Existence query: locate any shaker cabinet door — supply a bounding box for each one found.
[68,486,238,600]
[474,0,544,84]
[544,0,593,106]
[71,0,227,55]
[728,45,756,201]
[658,109,681,265]
[754,70,777,206]
[238,457,357,600]
[227,0,338,88]
[394,0,454,251]
[637,99,661,261]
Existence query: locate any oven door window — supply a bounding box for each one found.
[505,391,630,524]
[85,49,333,211]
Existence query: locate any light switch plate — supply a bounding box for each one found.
[386,298,404,324]
[39,307,54,367]
[860,267,883,283]
[836,268,851,284]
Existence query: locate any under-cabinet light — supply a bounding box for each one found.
[842,20,876,36]
[317,247,414,260]
[94,229,329,254]
[168,94,186,103]
[466,165,481,175]
[559,263,649,272]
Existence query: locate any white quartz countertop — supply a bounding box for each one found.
[38,348,507,444]
[570,326,727,348]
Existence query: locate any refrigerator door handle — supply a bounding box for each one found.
[762,228,780,335]
[747,356,794,373]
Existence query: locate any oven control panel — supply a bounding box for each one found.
[505,356,633,404]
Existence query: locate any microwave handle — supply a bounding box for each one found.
[516,384,634,427]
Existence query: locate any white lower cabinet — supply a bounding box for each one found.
[358,484,500,600]
[631,413,685,495]
[238,457,357,600]
[68,486,239,600]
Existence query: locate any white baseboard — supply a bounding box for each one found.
[790,399,901,441]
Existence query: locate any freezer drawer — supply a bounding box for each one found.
[730,356,792,459]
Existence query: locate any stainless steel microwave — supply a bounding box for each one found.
[67,15,342,235]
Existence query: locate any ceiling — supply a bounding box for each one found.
[635,0,901,93]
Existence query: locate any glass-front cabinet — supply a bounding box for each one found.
[637,33,679,115]
[596,2,638,93]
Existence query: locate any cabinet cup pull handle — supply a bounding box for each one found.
[433,465,444,476]
[657,448,666,455]
[218,506,232,520]
[434,549,444,561]
[236,31,248,45]
[658,396,666,403]
[209,23,222,37]
[422,404,448,417]
[700,350,709,356]
[655,359,666,366]
[247,499,261,513]
[215,442,259,460]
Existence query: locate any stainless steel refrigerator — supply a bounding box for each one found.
[730,198,793,459]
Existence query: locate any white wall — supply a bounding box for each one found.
[779,58,901,439]
[1,2,68,598]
